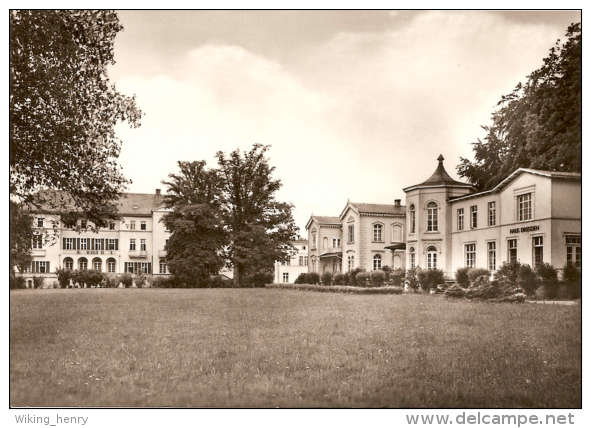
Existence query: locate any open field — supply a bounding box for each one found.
[10,288,581,408]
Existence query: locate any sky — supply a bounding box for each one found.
[108,10,581,236]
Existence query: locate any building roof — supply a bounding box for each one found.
[339,201,405,220]
[305,215,341,230]
[403,155,474,192]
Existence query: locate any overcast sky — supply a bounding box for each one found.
[108,10,581,236]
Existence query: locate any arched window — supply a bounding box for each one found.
[78,257,88,271]
[373,224,383,242]
[106,258,116,273]
[373,254,382,270]
[409,247,415,268]
[159,259,168,274]
[426,246,438,270]
[348,255,355,271]
[409,204,416,234]
[63,257,74,270]
[92,257,102,272]
[391,223,402,242]
[427,202,438,232]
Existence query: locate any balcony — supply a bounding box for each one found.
[158,250,167,257]
[129,250,147,259]
[62,249,118,255]
[31,249,46,257]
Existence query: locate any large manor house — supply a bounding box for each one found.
[21,155,581,287]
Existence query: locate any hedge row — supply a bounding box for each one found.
[267,283,404,294]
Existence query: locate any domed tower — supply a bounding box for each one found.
[402,155,474,277]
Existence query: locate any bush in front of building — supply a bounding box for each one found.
[308,272,320,285]
[455,267,471,288]
[418,268,446,290]
[32,276,45,289]
[55,267,73,288]
[380,265,392,281]
[356,271,369,287]
[389,268,405,287]
[495,262,537,295]
[294,273,309,284]
[468,268,490,283]
[9,275,26,289]
[294,272,320,285]
[444,284,466,299]
[405,267,422,291]
[561,263,581,299]
[332,272,345,285]
[119,272,133,288]
[370,270,386,287]
[321,271,333,286]
[535,263,559,299]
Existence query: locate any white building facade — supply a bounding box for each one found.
[273,239,309,283]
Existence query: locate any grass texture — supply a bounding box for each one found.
[10,288,581,408]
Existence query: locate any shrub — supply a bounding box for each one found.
[321,271,333,286]
[102,273,119,288]
[370,270,386,287]
[419,269,446,290]
[561,263,581,299]
[455,267,471,288]
[266,283,404,294]
[494,261,522,284]
[153,275,178,288]
[390,268,405,287]
[535,285,549,300]
[308,272,320,285]
[535,263,558,299]
[380,265,392,281]
[405,266,421,291]
[347,268,364,286]
[55,267,73,288]
[244,272,274,287]
[294,273,309,284]
[32,276,45,289]
[119,272,133,288]
[10,275,26,289]
[333,272,345,285]
[468,268,490,283]
[135,273,148,288]
[356,271,369,287]
[517,264,537,295]
[444,284,466,299]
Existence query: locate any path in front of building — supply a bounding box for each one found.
[526,300,579,306]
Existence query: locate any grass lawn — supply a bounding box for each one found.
[10,288,581,408]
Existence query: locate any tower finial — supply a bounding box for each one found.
[437,154,444,165]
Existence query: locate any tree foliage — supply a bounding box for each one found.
[161,161,228,287]
[457,23,581,191]
[10,201,33,274]
[10,10,142,227]
[215,144,299,286]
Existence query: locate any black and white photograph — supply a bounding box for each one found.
[9,7,582,425]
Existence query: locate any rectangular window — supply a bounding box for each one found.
[285,258,291,266]
[470,206,478,229]
[141,221,147,230]
[108,239,117,251]
[125,262,134,274]
[518,193,532,222]
[282,272,289,283]
[508,239,518,264]
[37,218,44,228]
[566,235,581,268]
[487,241,496,271]
[130,239,136,251]
[141,263,149,274]
[140,239,146,251]
[130,221,136,230]
[299,256,304,266]
[304,256,308,266]
[373,224,383,242]
[32,234,43,249]
[80,238,87,251]
[348,225,354,243]
[38,261,47,273]
[108,260,116,273]
[457,208,464,231]
[332,238,341,248]
[488,202,496,226]
[94,239,102,250]
[109,222,116,230]
[410,252,415,268]
[159,260,167,274]
[533,236,543,268]
[64,238,74,250]
[465,243,476,268]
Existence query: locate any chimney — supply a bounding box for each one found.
[155,189,161,196]
[394,199,401,207]
[155,189,162,205]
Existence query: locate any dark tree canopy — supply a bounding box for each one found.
[457,23,581,191]
[161,161,227,286]
[10,201,34,274]
[10,10,142,227]
[215,144,299,286]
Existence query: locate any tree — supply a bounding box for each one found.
[215,145,299,287]
[457,23,581,191]
[10,201,34,274]
[10,10,142,228]
[161,161,227,287]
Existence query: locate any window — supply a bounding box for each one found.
[64,238,74,250]
[37,218,44,228]
[508,239,518,264]
[304,256,308,266]
[409,247,415,268]
[323,237,328,249]
[80,238,87,250]
[130,221,136,230]
[373,224,383,242]
[427,202,438,232]
[159,259,168,274]
[32,234,43,249]
[141,263,150,274]
[79,258,88,270]
[470,206,478,229]
[94,239,102,250]
[426,246,438,270]
[566,235,581,268]
[64,258,73,270]
[348,225,355,243]
[465,243,476,268]
[30,261,50,273]
[373,254,382,270]
[487,242,496,271]
[517,193,532,222]
[488,202,496,226]
[108,239,117,250]
[140,221,147,230]
[332,238,341,248]
[125,262,134,274]
[109,222,116,230]
[282,272,289,283]
[107,259,116,273]
[140,239,146,251]
[348,255,354,271]
[130,239,136,251]
[38,261,47,273]
[457,208,464,231]
[312,232,317,249]
[409,205,416,234]
[302,246,306,250]
[391,224,402,242]
[93,259,102,271]
[533,236,543,268]
[285,257,291,266]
